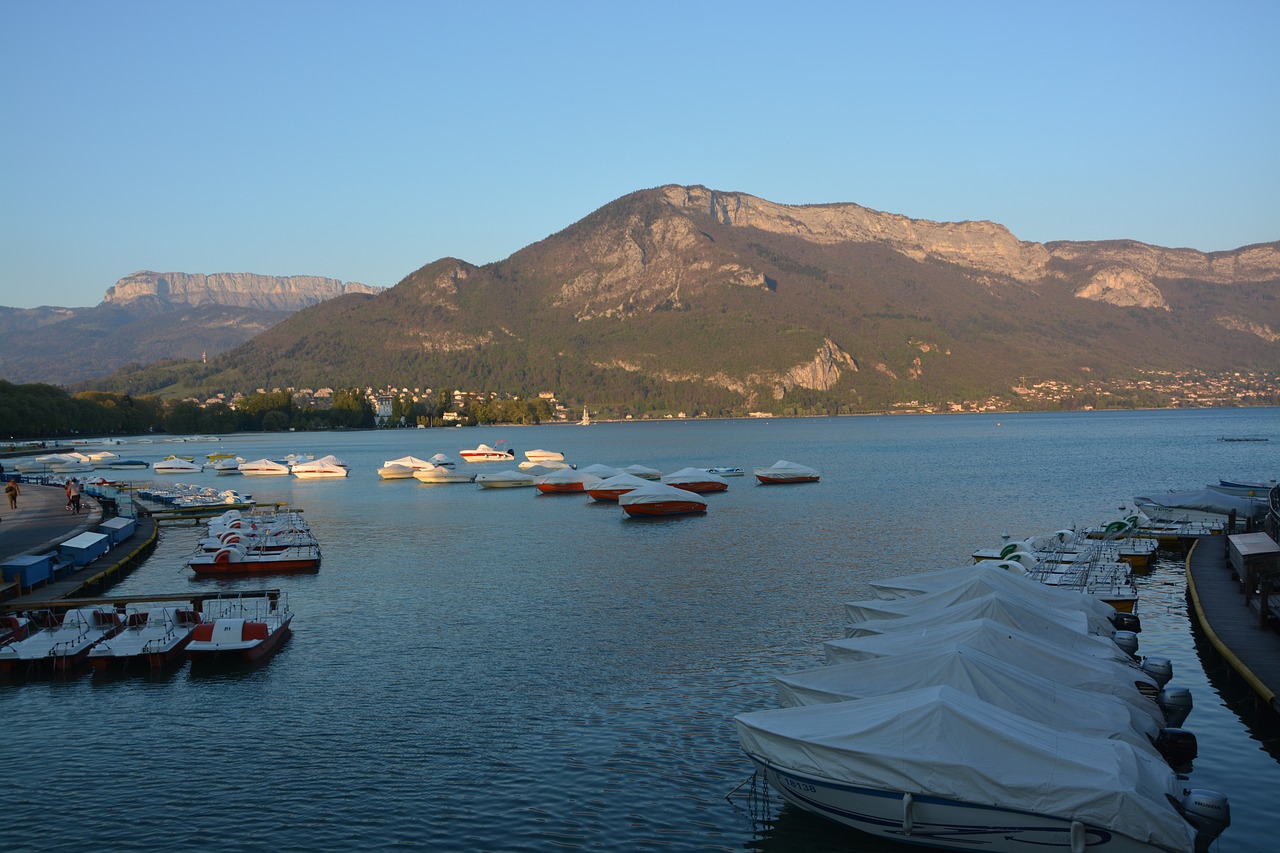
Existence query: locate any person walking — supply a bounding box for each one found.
[4,477,18,509]
[69,478,82,514]
[65,480,73,510]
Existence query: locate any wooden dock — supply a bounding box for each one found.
[1186,533,1280,715]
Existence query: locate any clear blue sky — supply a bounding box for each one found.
[2,1,1277,309]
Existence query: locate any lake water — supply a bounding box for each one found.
[2,409,1278,852]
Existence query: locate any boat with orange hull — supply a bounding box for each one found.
[661,467,730,493]
[587,472,650,501]
[619,483,708,517]
[189,542,321,575]
[187,593,292,663]
[536,469,602,494]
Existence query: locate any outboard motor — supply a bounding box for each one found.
[1141,656,1173,688]
[1154,728,1197,770]
[1113,630,1139,658]
[1111,612,1141,633]
[1159,686,1194,727]
[1182,789,1230,852]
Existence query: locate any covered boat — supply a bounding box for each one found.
[587,472,650,501]
[412,465,476,484]
[618,482,708,517]
[290,458,349,479]
[620,464,662,480]
[579,463,622,479]
[378,455,434,479]
[213,457,244,474]
[154,456,202,473]
[661,467,729,493]
[188,593,292,663]
[524,449,564,462]
[754,460,819,484]
[735,685,1227,853]
[535,469,602,494]
[88,606,202,671]
[459,442,515,463]
[1135,487,1268,525]
[239,458,291,476]
[475,469,536,488]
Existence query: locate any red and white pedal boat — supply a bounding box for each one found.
[0,606,122,673]
[188,593,292,663]
[88,606,202,671]
[189,542,321,575]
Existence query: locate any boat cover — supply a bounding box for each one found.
[475,470,535,484]
[661,467,728,486]
[383,455,432,469]
[824,617,1135,666]
[620,464,662,479]
[290,459,347,476]
[845,584,1116,638]
[850,567,1118,635]
[757,460,818,477]
[579,464,622,478]
[774,642,1164,741]
[240,459,290,474]
[868,564,1121,621]
[618,483,708,508]
[1137,487,1268,520]
[591,473,650,490]
[735,685,1194,853]
[539,469,603,487]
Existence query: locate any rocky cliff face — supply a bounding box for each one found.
[659,185,1280,310]
[103,271,381,311]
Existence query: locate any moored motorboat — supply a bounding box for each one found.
[88,606,202,671]
[412,465,476,484]
[705,466,745,477]
[475,469,536,488]
[239,458,291,476]
[108,459,150,470]
[213,456,244,474]
[459,441,515,463]
[661,467,729,493]
[524,449,565,463]
[378,455,435,479]
[586,472,650,501]
[754,460,820,484]
[187,593,292,663]
[290,458,349,479]
[620,464,662,480]
[619,482,708,517]
[735,685,1229,853]
[535,469,602,494]
[1134,487,1267,526]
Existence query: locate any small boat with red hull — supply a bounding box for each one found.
[187,593,292,663]
[536,469,602,494]
[0,606,122,674]
[587,472,650,501]
[88,606,202,671]
[619,483,708,517]
[661,467,730,493]
[189,542,321,575]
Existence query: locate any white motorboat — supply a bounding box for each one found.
[239,458,291,476]
[213,457,244,474]
[413,466,476,484]
[290,458,349,479]
[378,456,435,479]
[705,466,745,477]
[459,442,515,463]
[518,459,573,471]
[524,449,564,463]
[475,469,536,488]
[154,457,203,473]
[754,460,819,484]
[735,685,1229,853]
[1134,487,1268,525]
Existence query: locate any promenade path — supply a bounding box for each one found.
[0,483,102,566]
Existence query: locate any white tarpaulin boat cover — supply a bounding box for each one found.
[773,643,1164,744]
[851,566,1119,635]
[1137,487,1268,521]
[867,564,1120,620]
[841,591,1097,640]
[383,456,433,469]
[290,458,348,476]
[778,637,1162,717]
[735,685,1195,853]
[618,483,708,508]
[824,617,1135,666]
[538,468,603,487]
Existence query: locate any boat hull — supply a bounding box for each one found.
[190,557,320,575]
[667,480,729,493]
[756,473,820,484]
[622,501,706,517]
[751,760,1159,853]
[537,482,588,494]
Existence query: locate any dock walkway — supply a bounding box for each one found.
[1186,533,1280,714]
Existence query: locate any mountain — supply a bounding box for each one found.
[89,186,1279,413]
[0,272,381,384]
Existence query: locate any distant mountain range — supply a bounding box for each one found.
[69,186,1280,412]
[0,272,381,384]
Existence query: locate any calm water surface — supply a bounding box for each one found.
[3,409,1278,852]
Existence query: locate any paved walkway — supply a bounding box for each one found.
[0,483,103,565]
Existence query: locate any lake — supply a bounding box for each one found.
[2,408,1278,852]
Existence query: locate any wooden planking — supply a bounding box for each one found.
[1186,535,1280,713]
